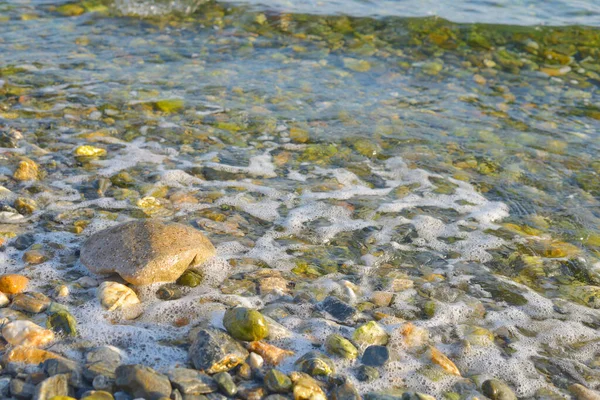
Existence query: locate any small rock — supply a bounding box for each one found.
[0,274,29,294]
[33,374,69,400]
[3,346,66,365]
[80,220,216,285]
[12,292,51,313]
[353,321,389,347]
[13,158,39,181]
[47,310,77,337]
[213,372,237,396]
[176,269,203,287]
[356,365,379,382]
[10,378,36,399]
[259,276,289,295]
[429,346,460,376]
[43,357,83,388]
[247,341,294,366]
[81,391,115,400]
[223,307,269,341]
[290,372,326,400]
[370,291,393,307]
[569,384,600,400]
[189,328,249,374]
[12,234,35,250]
[236,362,252,380]
[325,334,358,360]
[96,282,140,316]
[84,346,123,380]
[362,346,389,367]
[0,291,9,307]
[156,284,183,301]
[294,351,335,377]
[22,250,49,264]
[237,382,265,400]
[2,320,54,347]
[330,378,360,400]
[93,375,115,392]
[248,352,264,370]
[264,369,292,393]
[168,368,217,395]
[115,364,171,400]
[14,197,37,215]
[482,379,517,400]
[317,296,357,321]
[55,285,69,298]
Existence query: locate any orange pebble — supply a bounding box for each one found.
[0,274,29,294]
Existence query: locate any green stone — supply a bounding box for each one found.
[481,379,517,400]
[325,334,358,359]
[223,307,269,341]
[353,321,389,346]
[176,269,203,287]
[213,372,237,396]
[264,369,292,393]
[47,310,77,337]
[294,351,335,377]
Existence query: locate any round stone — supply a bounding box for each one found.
[294,351,335,377]
[223,307,269,341]
[0,274,29,294]
[362,345,389,367]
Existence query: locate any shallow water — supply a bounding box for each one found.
[1,0,600,398]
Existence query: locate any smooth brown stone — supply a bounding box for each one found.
[0,274,29,294]
[80,220,216,285]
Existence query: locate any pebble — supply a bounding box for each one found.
[12,234,35,250]
[167,368,218,395]
[96,282,140,313]
[84,346,123,381]
[176,269,203,287]
[3,346,66,365]
[264,369,292,393]
[325,334,358,360]
[290,372,326,400]
[362,345,389,367]
[248,352,264,370]
[81,391,115,400]
[13,158,39,181]
[23,249,49,264]
[353,321,389,347]
[33,373,69,400]
[223,307,269,341]
[115,364,172,400]
[80,220,216,285]
[356,365,379,382]
[10,378,36,399]
[482,379,517,400]
[0,291,9,307]
[569,384,600,400]
[0,274,29,294]
[294,351,335,377]
[370,291,393,307]
[189,328,249,374]
[43,357,83,388]
[317,296,357,321]
[12,291,51,313]
[2,320,55,347]
[236,381,265,400]
[330,378,360,400]
[213,372,237,396]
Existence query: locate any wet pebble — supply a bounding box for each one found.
[115,364,172,400]
[294,351,335,377]
[2,320,54,347]
[223,307,269,341]
[0,274,29,294]
[362,345,389,367]
[264,369,292,393]
[12,291,51,313]
[168,368,218,395]
[213,371,237,396]
[356,365,379,382]
[189,328,249,374]
[325,334,358,359]
[317,296,357,321]
[33,373,69,400]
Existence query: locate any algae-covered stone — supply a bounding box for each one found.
[81,220,216,285]
[176,269,203,287]
[75,145,106,157]
[482,379,517,400]
[356,365,379,382]
[189,328,249,374]
[294,351,335,377]
[115,364,171,400]
[13,158,39,181]
[353,321,389,346]
[264,369,292,393]
[290,372,326,400]
[213,372,236,396]
[47,310,77,337]
[223,307,269,341]
[325,334,358,359]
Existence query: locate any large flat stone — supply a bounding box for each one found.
[80,220,215,285]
